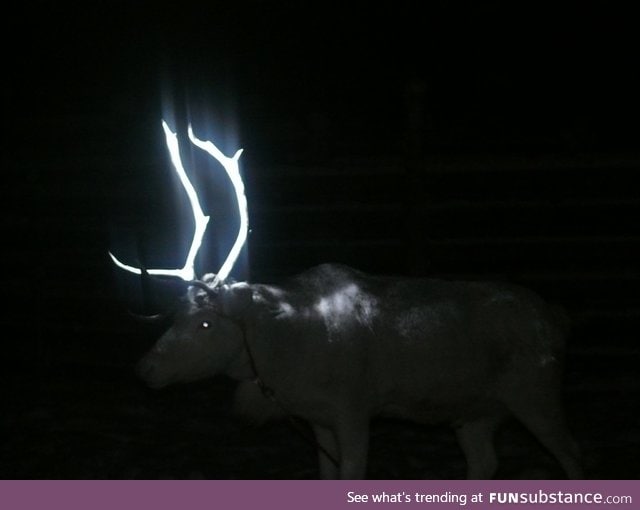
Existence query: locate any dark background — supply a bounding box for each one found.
[2,1,639,479]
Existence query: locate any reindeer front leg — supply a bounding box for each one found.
[313,425,340,479]
[334,414,370,479]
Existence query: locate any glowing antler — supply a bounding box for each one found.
[188,125,246,287]
[109,120,246,285]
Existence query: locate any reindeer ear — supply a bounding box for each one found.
[221,283,254,319]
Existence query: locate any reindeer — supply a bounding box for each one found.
[110,121,583,479]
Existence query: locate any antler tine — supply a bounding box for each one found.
[188,125,247,288]
[127,312,172,324]
[110,120,248,290]
[109,120,210,282]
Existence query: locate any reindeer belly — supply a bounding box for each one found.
[378,392,505,425]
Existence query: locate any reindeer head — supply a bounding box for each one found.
[110,121,252,387]
[135,274,255,388]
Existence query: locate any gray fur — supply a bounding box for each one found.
[136,263,582,479]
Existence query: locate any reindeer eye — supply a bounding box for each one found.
[200,320,211,329]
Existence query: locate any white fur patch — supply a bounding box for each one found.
[314,284,378,341]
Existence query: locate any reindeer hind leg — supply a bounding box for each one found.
[455,415,503,479]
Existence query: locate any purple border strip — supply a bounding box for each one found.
[1,480,638,510]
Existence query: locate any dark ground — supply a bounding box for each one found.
[2,318,638,480]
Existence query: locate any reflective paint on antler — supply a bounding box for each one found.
[188,125,247,287]
[109,120,211,282]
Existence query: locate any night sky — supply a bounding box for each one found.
[11,2,640,153]
[3,1,639,479]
